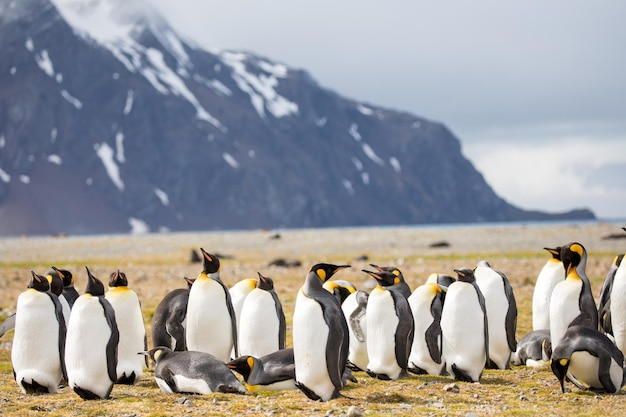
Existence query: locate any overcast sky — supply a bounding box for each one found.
[147,0,626,219]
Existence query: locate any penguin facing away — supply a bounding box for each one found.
[551,325,625,394]
[151,277,195,351]
[65,267,119,400]
[227,348,297,392]
[229,278,258,331]
[440,268,489,383]
[51,266,80,308]
[368,264,412,298]
[293,263,351,401]
[186,249,238,362]
[601,253,625,337]
[105,270,146,385]
[238,272,286,357]
[549,242,598,350]
[511,329,552,368]
[407,281,446,376]
[362,268,414,380]
[142,346,246,395]
[531,247,564,331]
[341,290,369,372]
[11,271,67,394]
[323,279,357,304]
[474,260,517,370]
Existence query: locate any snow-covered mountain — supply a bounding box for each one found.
[0,0,594,235]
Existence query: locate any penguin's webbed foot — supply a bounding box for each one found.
[451,364,478,383]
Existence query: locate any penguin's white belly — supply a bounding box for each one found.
[65,296,114,398]
[532,262,562,330]
[173,374,211,394]
[549,280,582,349]
[366,288,401,379]
[106,289,145,381]
[293,291,333,401]
[12,291,64,393]
[60,295,72,328]
[342,294,368,371]
[408,290,442,375]
[569,351,623,392]
[609,268,626,353]
[186,279,233,362]
[239,291,279,357]
[441,285,485,380]
[476,276,511,369]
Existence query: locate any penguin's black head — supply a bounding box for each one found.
[323,280,356,304]
[309,263,351,283]
[560,242,585,275]
[28,271,50,292]
[200,248,221,274]
[550,357,570,393]
[183,277,196,289]
[45,271,64,296]
[369,264,405,281]
[436,274,456,287]
[256,272,274,291]
[362,269,396,287]
[85,267,105,296]
[109,270,128,287]
[140,346,172,365]
[227,356,254,380]
[454,268,476,283]
[52,266,74,287]
[543,247,562,261]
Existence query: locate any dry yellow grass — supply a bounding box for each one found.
[1,221,625,416]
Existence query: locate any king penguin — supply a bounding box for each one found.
[440,268,489,382]
[362,268,414,380]
[341,289,369,371]
[142,346,246,395]
[531,247,564,331]
[407,280,446,376]
[186,249,238,362]
[293,263,351,401]
[511,329,552,368]
[227,348,297,392]
[238,272,286,357]
[551,325,625,393]
[549,242,598,350]
[51,266,80,308]
[46,268,71,328]
[323,279,357,304]
[105,270,146,385]
[11,271,67,394]
[65,267,119,400]
[474,260,517,370]
[368,264,412,298]
[151,277,195,351]
[607,245,626,355]
[598,253,624,336]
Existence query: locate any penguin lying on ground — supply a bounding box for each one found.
[551,325,625,394]
[142,347,246,395]
[227,348,297,392]
[511,329,552,368]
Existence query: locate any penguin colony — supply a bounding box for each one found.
[4,229,626,403]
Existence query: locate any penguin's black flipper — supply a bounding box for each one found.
[166,307,187,351]
[295,381,322,401]
[502,274,518,352]
[0,313,16,337]
[425,293,444,363]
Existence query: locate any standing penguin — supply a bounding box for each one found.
[407,281,446,376]
[51,266,80,308]
[151,277,195,351]
[238,272,286,357]
[11,271,67,394]
[608,248,626,354]
[323,279,357,304]
[440,268,489,382]
[142,347,246,395]
[293,263,351,401]
[105,270,146,385]
[362,268,414,380]
[531,247,564,331]
[186,249,238,362]
[45,268,71,328]
[549,242,598,350]
[551,325,625,393]
[474,260,517,370]
[65,267,119,400]
[341,290,369,371]
[598,253,624,336]
[368,264,412,298]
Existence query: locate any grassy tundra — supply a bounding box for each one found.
[0,222,625,416]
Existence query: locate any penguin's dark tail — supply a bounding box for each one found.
[73,385,106,400]
[116,372,137,385]
[451,364,477,383]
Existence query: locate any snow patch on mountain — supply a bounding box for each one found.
[94,142,124,191]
